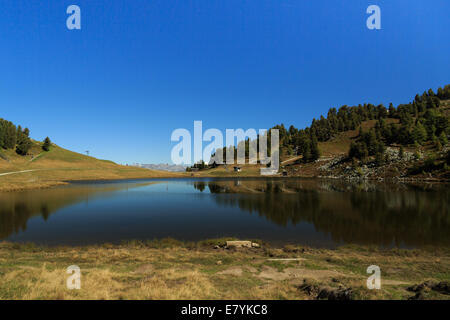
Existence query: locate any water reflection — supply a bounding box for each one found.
[0,178,449,247]
[0,181,159,240]
[196,179,450,247]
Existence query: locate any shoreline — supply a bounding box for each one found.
[1,172,449,193]
[0,171,187,193]
[1,239,448,300]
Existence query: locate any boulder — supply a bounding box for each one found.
[226,241,252,248]
[316,286,353,300]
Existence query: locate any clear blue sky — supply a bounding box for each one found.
[1,0,449,164]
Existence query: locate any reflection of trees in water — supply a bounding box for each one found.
[193,181,206,192]
[207,180,450,247]
[0,199,47,239]
[0,182,156,240]
[2,179,448,247]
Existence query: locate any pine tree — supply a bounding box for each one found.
[349,142,368,161]
[412,122,427,145]
[439,131,448,145]
[43,137,51,151]
[310,136,320,161]
[302,143,311,163]
[388,103,396,117]
[375,152,384,166]
[435,140,442,151]
[366,130,378,156]
[16,127,32,155]
[16,134,32,155]
[358,126,364,137]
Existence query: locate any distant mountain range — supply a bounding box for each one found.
[139,163,187,172]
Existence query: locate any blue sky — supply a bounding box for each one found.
[1,0,449,164]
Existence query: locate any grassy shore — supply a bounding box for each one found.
[0,239,449,300]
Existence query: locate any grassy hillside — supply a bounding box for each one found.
[314,99,449,160]
[192,99,450,179]
[0,141,184,191]
[2,88,449,185]
[316,118,401,158]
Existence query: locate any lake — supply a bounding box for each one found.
[1,178,449,248]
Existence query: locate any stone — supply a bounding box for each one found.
[408,291,425,300]
[408,281,450,295]
[407,281,435,292]
[226,241,252,248]
[316,286,353,300]
[298,279,320,296]
[433,281,450,295]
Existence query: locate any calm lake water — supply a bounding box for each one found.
[0,178,449,248]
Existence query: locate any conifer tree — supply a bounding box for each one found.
[412,122,427,145]
[43,137,51,151]
[310,136,320,161]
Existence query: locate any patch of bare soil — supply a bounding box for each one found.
[217,267,244,276]
[134,264,154,274]
[257,266,345,281]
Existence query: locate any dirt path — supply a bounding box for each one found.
[281,155,302,165]
[0,169,38,177]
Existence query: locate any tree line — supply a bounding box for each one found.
[199,84,449,168]
[348,86,449,162]
[279,84,449,163]
[0,118,52,156]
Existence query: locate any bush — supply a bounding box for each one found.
[355,167,364,177]
[414,151,421,160]
[423,155,437,172]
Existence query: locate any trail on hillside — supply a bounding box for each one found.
[0,169,38,177]
[281,155,302,165]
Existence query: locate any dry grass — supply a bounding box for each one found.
[0,240,448,300]
[0,144,186,192]
[317,118,400,158]
[0,142,276,191]
[193,164,265,178]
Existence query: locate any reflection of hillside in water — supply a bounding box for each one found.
[200,180,450,247]
[0,182,159,240]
